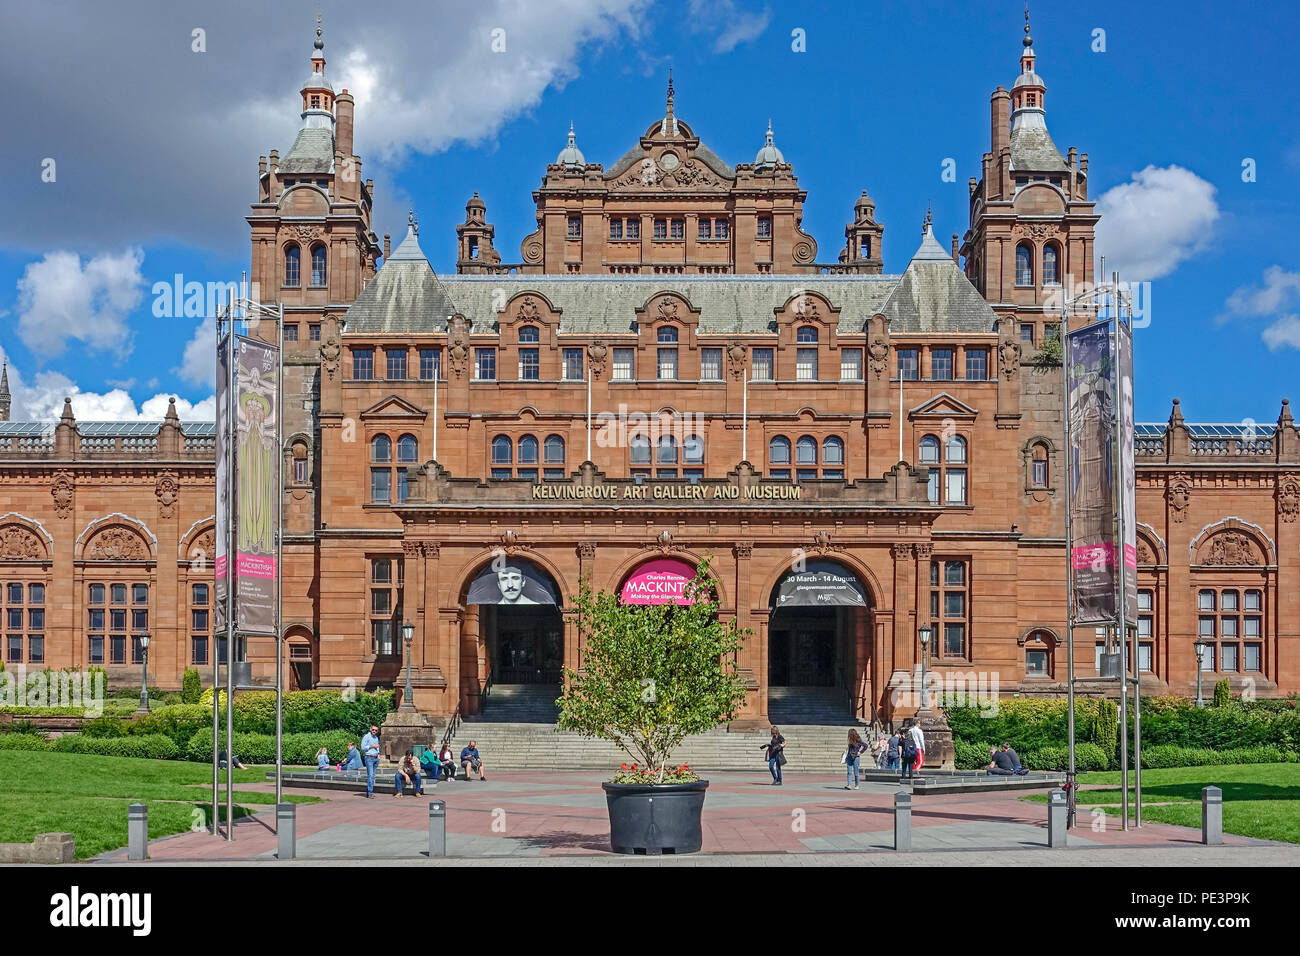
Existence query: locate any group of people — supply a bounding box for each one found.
[763,720,932,788]
[984,743,1028,776]
[313,726,489,797]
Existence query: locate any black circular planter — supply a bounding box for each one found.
[602,780,709,854]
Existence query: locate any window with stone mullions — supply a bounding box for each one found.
[930,560,969,660]
[3,581,44,664]
[386,349,407,380]
[370,558,402,658]
[1197,588,1263,673]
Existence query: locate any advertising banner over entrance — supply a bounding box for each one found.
[773,561,868,607]
[233,335,280,635]
[620,558,697,605]
[467,558,560,605]
[1068,322,1123,625]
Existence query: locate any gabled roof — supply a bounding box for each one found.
[359,395,428,419]
[909,393,980,418]
[879,226,999,333]
[345,225,460,334]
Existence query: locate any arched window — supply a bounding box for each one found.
[919,434,941,464]
[657,326,678,343]
[769,436,791,465]
[1015,243,1033,286]
[518,326,540,343]
[1025,630,1054,678]
[822,436,844,466]
[656,435,678,464]
[518,435,539,464]
[796,326,819,343]
[284,245,301,287]
[796,436,818,465]
[397,434,418,463]
[369,435,392,503]
[544,435,565,463]
[1042,244,1060,286]
[370,435,391,463]
[630,435,651,465]
[310,244,327,287]
[945,435,967,464]
[1030,442,1049,488]
[683,434,705,464]
[491,435,512,464]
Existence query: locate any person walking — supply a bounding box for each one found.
[899,721,918,781]
[361,724,381,799]
[909,720,926,774]
[763,726,786,785]
[886,729,902,771]
[843,729,867,790]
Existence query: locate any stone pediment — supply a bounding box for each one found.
[909,393,979,419]
[359,395,427,420]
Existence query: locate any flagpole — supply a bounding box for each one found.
[742,371,748,462]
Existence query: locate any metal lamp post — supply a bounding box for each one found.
[1194,639,1211,707]
[401,620,416,712]
[136,632,151,713]
[918,624,933,714]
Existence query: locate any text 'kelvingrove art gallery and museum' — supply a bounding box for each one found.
[0,20,1297,731]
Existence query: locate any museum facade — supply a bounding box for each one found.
[1,19,1296,725]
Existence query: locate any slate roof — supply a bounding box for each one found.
[878,226,1000,334]
[279,127,335,174]
[1010,116,1068,172]
[344,226,459,334]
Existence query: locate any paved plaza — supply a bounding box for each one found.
[90,771,1296,865]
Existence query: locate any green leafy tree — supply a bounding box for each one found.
[556,559,750,782]
[1213,678,1232,709]
[182,669,202,704]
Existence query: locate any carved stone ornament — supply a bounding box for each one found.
[320,333,341,380]
[0,525,42,561]
[655,296,680,323]
[1167,474,1191,523]
[516,296,541,322]
[811,530,844,554]
[650,529,682,554]
[891,543,913,561]
[793,295,821,321]
[294,224,323,242]
[51,472,74,518]
[727,343,747,380]
[447,315,471,378]
[999,338,1021,379]
[1200,532,1261,567]
[578,541,597,560]
[1278,475,1300,523]
[732,542,753,559]
[1137,539,1156,565]
[586,340,608,376]
[191,529,216,564]
[1014,222,1059,240]
[87,526,147,561]
[155,474,179,518]
[914,542,934,562]
[868,336,890,378]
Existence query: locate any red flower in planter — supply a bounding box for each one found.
[621,764,629,770]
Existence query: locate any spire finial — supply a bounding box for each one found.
[923,202,933,234]
[314,11,324,52]
[667,67,674,104]
[662,68,677,135]
[1023,2,1033,47]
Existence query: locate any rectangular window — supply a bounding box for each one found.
[386,349,407,380]
[192,636,208,665]
[396,469,408,504]
[670,219,684,240]
[567,216,581,238]
[29,583,44,604]
[563,349,584,381]
[751,348,774,381]
[840,349,863,380]
[932,559,970,660]
[518,348,540,380]
[371,620,394,657]
[697,219,711,240]
[5,635,20,663]
[700,348,723,380]
[133,584,148,605]
[965,349,987,381]
[627,219,640,239]
[284,325,298,342]
[419,349,441,381]
[370,468,391,504]
[715,219,729,239]
[796,348,818,381]
[131,635,146,665]
[110,635,126,665]
[1020,324,1035,345]
[609,219,623,239]
[352,348,374,380]
[1032,460,1047,487]
[943,624,965,659]
[1138,643,1153,673]
[28,634,43,664]
[898,348,919,381]
[1221,644,1238,672]
[309,324,321,342]
[654,219,667,239]
[945,469,967,505]
[88,635,104,664]
[757,217,772,238]
[1026,649,1048,677]
[931,348,954,381]
[657,348,678,380]
[1244,644,1261,671]
[475,349,496,380]
[612,348,634,381]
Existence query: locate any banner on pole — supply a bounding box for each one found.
[1118,320,1138,623]
[233,335,280,635]
[215,333,231,632]
[1067,322,1119,624]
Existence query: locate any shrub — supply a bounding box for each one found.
[953,740,994,770]
[52,733,179,760]
[1022,743,1107,772]
[0,719,39,735]
[129,704,211,748]
[1139,744,1296,769]
[182,669,202,704]
[196,688,394,736]
[81,717,131,738]
[185,728,358,766]
[0,733,52,751]
[1212,679,1232,709]
[946,697,1117,765]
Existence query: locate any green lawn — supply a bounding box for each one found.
[0,750,321,859]
[1022,763,1300,844]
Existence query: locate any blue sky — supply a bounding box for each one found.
[1,0,1296,424]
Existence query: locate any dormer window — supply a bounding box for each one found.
[519,326,540,343]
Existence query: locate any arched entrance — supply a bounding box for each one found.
[465,558,564,721]
[285,626,316,690]
[767,560,873,724]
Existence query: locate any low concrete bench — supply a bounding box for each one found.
[0,832,76,864]
[268,769,446,793]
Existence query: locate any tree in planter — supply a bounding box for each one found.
[556,559,750,784]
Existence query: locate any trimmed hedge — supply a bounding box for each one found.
[196,688,394,736]
[953,740,993,770]
[1139,744,1297,769]
[185,728,359,766]
[52,733,180,760]
[128,704,212,749]
[946,698,1118,766]
[0,733,52,752]
[1022,743,1108,772]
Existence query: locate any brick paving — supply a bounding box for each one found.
[87,770,1297,865]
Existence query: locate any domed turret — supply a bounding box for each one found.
[754,120,785,169]
[556,122,585,170]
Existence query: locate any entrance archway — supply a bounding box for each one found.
[466,557,564,688]
[767,560,873,724]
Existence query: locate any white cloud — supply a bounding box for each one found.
[1262,314,1300,351]
[15,248,145,358]
[0,347,213,422]
[1094,165,1219,282]
[178,316,216,388]
[687,1,772,53]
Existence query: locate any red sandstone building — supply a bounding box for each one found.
[1,21,1296,724]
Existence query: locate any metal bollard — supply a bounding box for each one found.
[277,803,296,860]
[1048,789,1068,848]
[127,803,148,861]
[1201,786,1222,846]
[893,791,911,851]
[428,800,446,858]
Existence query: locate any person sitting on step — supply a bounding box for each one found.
[460,740,487,781]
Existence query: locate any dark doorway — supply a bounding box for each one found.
[769,606,838,686]
[485,604,564,684]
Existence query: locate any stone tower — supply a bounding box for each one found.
[838,190,885,274]
[456,192,501,273]
[959,10,1098,345]
[0,362,10,421]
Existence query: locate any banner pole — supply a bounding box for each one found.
[275,301,284,810]
[1061,287,1076,828]
[1113,275,1129,832]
